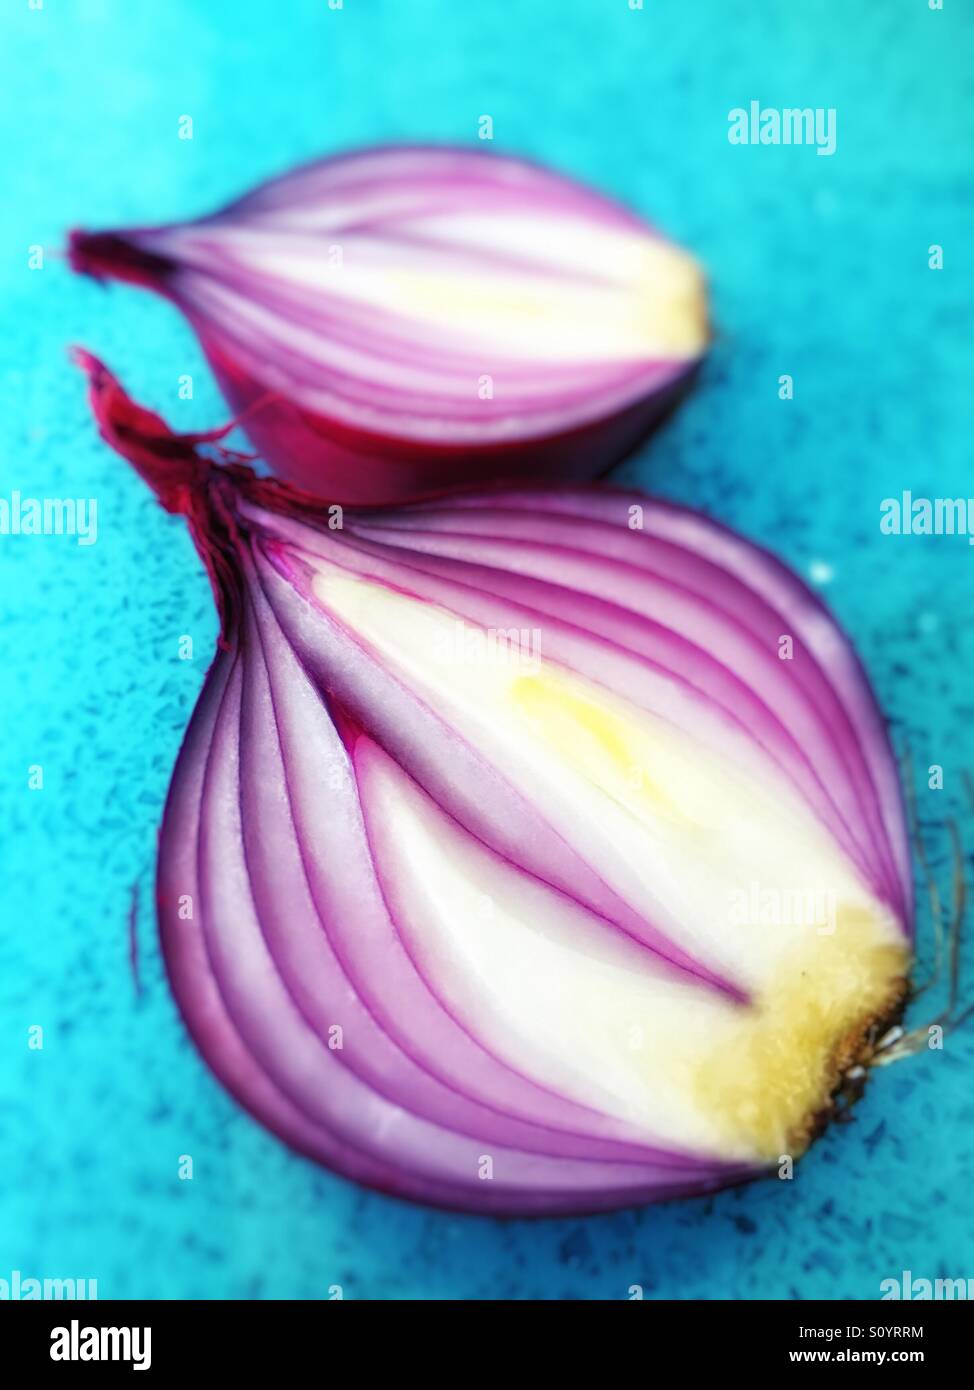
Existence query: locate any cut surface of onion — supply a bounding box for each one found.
[68,145,708,503]
[77,352,912,1214]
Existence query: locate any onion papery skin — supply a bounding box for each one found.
[78,354,912,1216]
[68,145,708,505]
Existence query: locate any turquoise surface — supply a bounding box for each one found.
[1,0,972,1300]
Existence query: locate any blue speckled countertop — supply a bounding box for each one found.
[1,0,972,1299]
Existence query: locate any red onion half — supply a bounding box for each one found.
[77,353,912,1216]
[68,146,708,504]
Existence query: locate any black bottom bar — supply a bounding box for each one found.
[0,1297,966,1374]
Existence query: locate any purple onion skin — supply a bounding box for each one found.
[68,145,708,505]
[77,352,912,1216]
